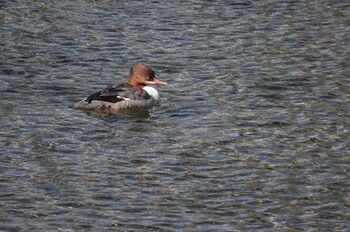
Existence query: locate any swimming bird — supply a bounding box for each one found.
[74,63,167,112]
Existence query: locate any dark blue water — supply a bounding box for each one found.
[1,1,349,231]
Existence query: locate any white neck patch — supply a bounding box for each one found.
[143,86,159,101]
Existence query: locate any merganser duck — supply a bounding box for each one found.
[74,63,167,112]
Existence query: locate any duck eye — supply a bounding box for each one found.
[146,76,152,81]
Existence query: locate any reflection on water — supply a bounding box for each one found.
[0,1,349,231]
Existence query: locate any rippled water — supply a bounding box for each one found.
[1,0,349,231]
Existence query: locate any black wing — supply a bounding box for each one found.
[86,83,151,103]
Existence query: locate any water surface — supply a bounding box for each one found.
[0,1,349,231]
